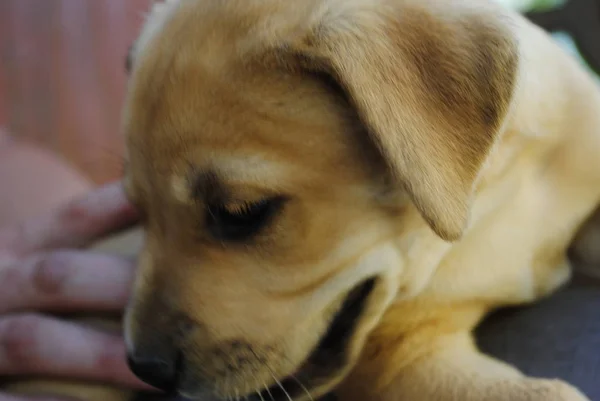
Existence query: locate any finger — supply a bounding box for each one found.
[0,251,135,314]
[2,181,138,255]
[0,314,155,391]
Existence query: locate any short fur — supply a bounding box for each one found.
[10,0,600,400]
[121,0,600,400]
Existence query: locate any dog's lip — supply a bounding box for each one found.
[245,277,377,401]
[167,278,376,401]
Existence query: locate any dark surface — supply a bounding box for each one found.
[526,0,600,73]
[478,274,600,401]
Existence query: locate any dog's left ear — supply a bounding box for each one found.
[288,1,519,241]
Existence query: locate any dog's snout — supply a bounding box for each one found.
[127,354,179,392]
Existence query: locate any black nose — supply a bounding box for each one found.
[127,354,178,392]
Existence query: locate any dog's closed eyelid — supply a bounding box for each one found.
[204,196,287,243]
[186,170,287,210]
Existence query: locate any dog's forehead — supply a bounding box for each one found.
[123,0,382,200]
[124,61,347,170]
[132,0,323,63]
[125,56,353,160]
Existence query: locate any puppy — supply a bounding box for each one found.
[121,0,600,400]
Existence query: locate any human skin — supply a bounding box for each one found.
[0,129,152,401]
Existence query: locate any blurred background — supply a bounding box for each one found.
[0,0,598,186]
[0,0,152,185]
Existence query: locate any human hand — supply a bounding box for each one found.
[0,181,153,400]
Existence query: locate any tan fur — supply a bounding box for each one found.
[119,1,600,400]
[19,0,600,400]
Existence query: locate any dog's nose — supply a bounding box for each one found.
[127,354,178,392]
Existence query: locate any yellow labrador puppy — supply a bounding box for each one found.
[122,0,600,401]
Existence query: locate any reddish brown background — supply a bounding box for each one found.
[0,0,152,184]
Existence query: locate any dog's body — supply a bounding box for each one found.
[7,1,600,401]
[334,15,600,398]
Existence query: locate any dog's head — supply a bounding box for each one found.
[122,0,518,399]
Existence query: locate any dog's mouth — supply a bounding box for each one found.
[247,277,377,401]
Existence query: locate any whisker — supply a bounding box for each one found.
[269,353,322,401]
[263,379,275,401]
[252,375,267,401]
[291,374,314,401]
[269,371,293,401]
[246,347,276,401]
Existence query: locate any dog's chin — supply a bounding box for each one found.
[242,277,378,401]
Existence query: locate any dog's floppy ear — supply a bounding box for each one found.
[288,2,519,241]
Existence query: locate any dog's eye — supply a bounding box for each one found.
[206,197,285,242]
